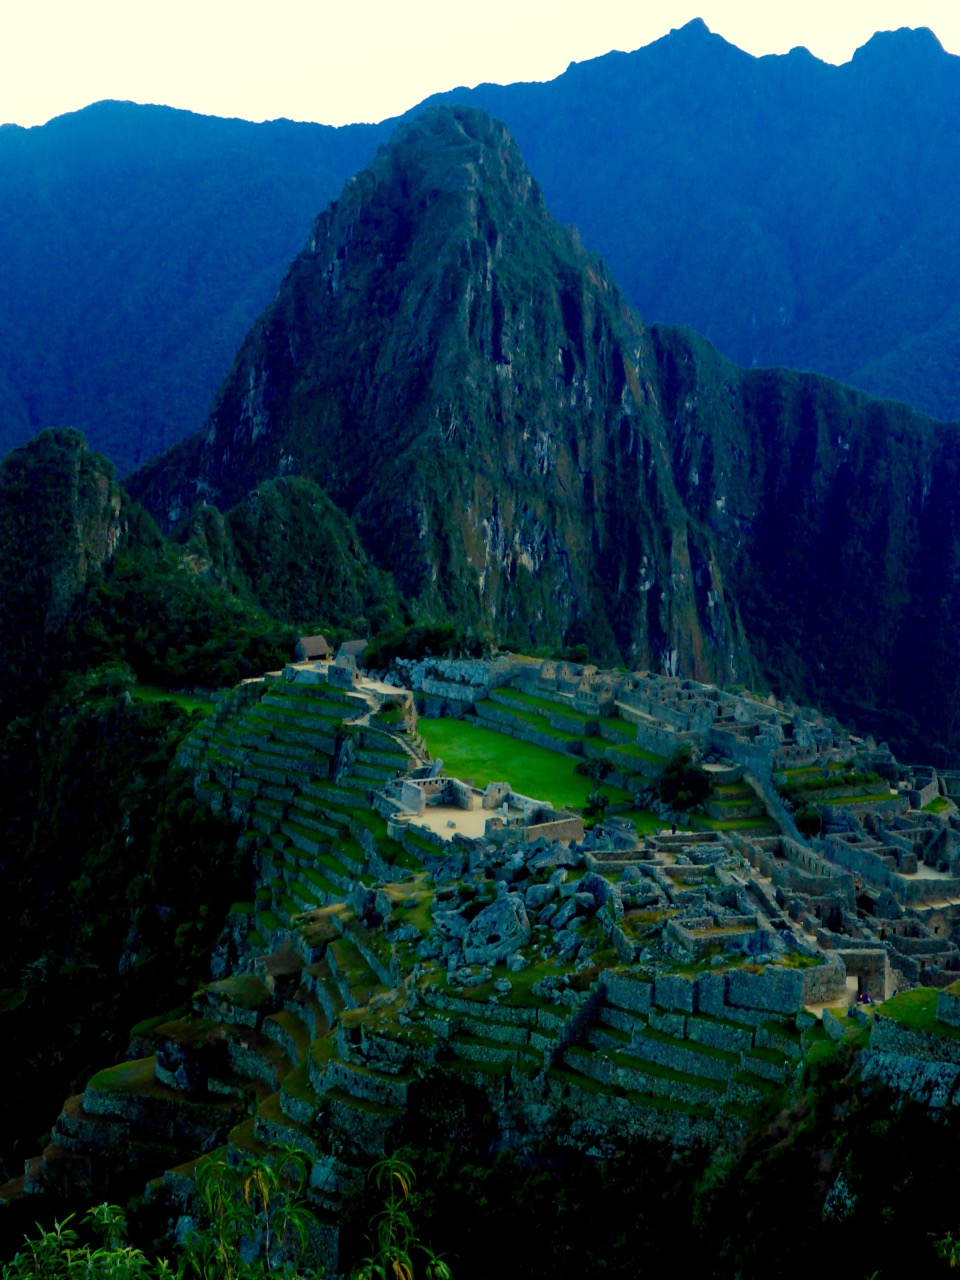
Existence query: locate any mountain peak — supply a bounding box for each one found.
[357,104,544,217]
[851,24,946,66]
[670,17,711,40]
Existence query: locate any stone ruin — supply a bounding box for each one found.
[9,656,960,1271]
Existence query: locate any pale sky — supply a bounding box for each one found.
[1,1,957,129]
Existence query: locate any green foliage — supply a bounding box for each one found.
[350,1154,449,1280]
[0,1150,449,1280]
[184,478,402,636]
[181,1147,322,1279]
[1,1149,322,1279]
[0,431,295,733]
[2,1203,172,1279]
[794,806,823,837]
[574,757,613,786]
[363,624,491,670]
[582,789,609,822]
[0,666,251,1174]
[65,539,295,691]
[557,643,589,665]
[777,769,881,800]
[658,746,712,812]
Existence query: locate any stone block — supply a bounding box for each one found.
[552,899,578,930]
[937,985,960,1028]
[694,973,727,1017]
[653,974,696,1013]
[724,968,803,1015]
[526,883,557,911]
[462,894,531,965]
[603,972,653,1015]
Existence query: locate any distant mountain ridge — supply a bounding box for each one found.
[3,20,960,472]
[131,106,960,762]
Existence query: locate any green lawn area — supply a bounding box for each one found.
[689,814,777,832]
[419,717,630,811]
[131,684,216,715]
[778,762,845,779]
[923,795,953,814]
[825,792,898,807]
[878,987,960,1038]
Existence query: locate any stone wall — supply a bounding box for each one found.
[906,777,940,809]
[860,1049,960,1106]
[603,960,844,1019]
[420,676,479,703]
[869,1015,960,1065]
[482,782,511,809]
[447,779,478,810]
[825,834,960,904]
[485,813,584,846]
[522,815,584,844]
[327,662,359,688]
[832,948,892,999]
[707,730,777,781]
[634,721,696,758]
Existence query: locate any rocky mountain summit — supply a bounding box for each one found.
[132,106,960,762]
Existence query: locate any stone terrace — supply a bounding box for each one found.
[10,658,960,1269]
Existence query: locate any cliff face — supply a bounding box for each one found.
[0,428,124,668]
[131,106,960,756]
[651,327,960,755]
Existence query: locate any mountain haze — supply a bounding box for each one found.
[3,21,960,472]
[132,106,960,760]
[0,103,381,471]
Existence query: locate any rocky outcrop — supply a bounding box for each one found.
[0,428,124,705]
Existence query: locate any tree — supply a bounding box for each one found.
[658,744,711,812]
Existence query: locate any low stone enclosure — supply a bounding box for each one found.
[8,657,960,1272]
[380,772,585,845]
